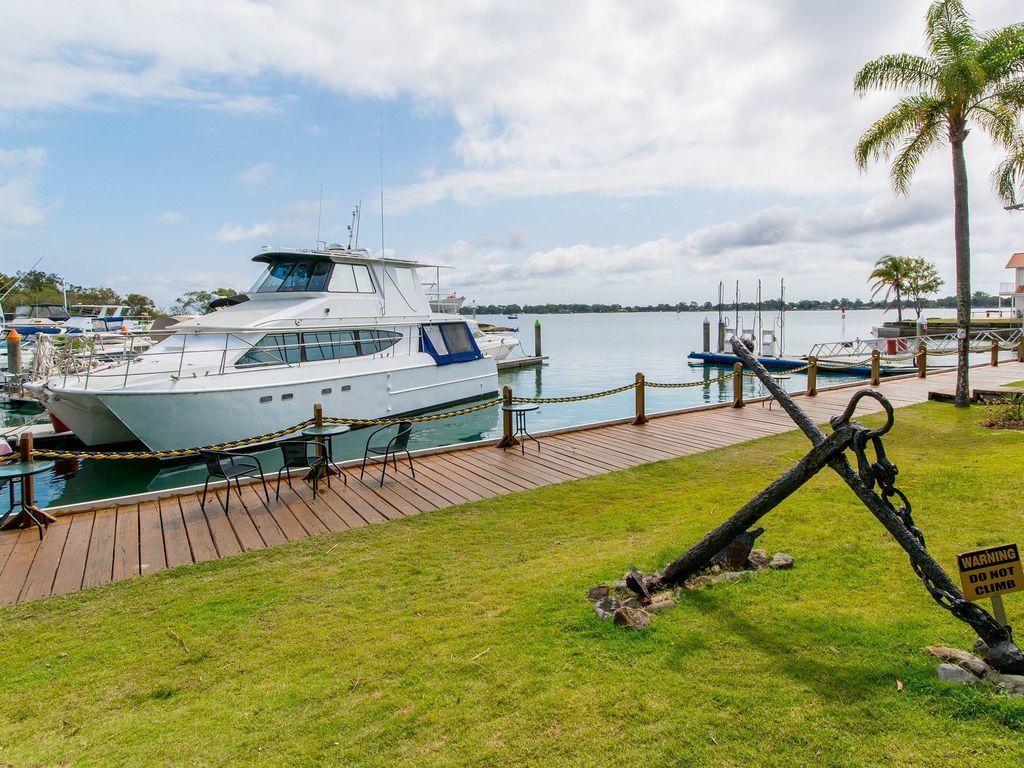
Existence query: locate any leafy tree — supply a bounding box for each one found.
[124,293,158,317]
[906,258,944,318]
[171,288,238,315]
[869,255,914,321]
[68,286,124,306]
[854,0,1024,407]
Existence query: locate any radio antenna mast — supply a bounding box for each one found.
[379,110,386,315]
[315,181,324,248]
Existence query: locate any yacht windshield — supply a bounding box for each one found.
[251,260,335,293]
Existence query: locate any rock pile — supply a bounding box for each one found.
[588,549,794,630]
[928,644,1024,697]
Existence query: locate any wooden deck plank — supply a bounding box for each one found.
[7,363,1024,604]
[50,511,94,596]
[111,504,141,582]
[19,517,71,602]
[159,495,193,568]
[138,500,166,576]
[202,492,244,558]
[81,506,117,589]
[179,494,219,564]
[0,528,42,605]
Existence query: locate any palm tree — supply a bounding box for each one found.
[854,0,1024,407]
[869,254,912,321]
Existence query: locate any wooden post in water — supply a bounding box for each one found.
[991,339,999,367]
[806,356,817,396]
[732,362,744,408]
[6,329,22,375]
[870,350,881,386]
[917,342,927,378]
[633,372,648,425]
[497,385,518,448]
[534,319,542,358]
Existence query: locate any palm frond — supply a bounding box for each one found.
[855,96,946,170]
[854,53,940,95]
[976,23,1024,82]
[993,146,1024,204]
[985,77,1024,111]
[970,102,1021,148]
[891,117,944,194]
[926,0,978,65]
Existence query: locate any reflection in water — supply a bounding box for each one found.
[6,310,895,511]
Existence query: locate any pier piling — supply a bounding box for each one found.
[732,362,744,408]
[5,329,22,375]
[633,372,648,425]
[702,320,711,354]
[534,319,542,358]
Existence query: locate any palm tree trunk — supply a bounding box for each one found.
[951,131,971,407]
[896,287,902,322]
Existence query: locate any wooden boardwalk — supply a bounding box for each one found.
[2,364,1021,605]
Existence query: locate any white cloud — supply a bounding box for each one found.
[237,162,275,187]
[212,222,275,242]
[157,210,184,224]
[0,147,48,233]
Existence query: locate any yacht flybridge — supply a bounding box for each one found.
[31,247,499,451]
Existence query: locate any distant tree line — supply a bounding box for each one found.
[0,269,238,318]
[465,292,1002,316]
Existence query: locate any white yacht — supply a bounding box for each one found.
[31,247,499,451]
[468,320,520,362]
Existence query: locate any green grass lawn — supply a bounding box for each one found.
[2,403,1023,767]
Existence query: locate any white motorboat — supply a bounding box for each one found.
[31,247,499,451]
[467,320,520,362]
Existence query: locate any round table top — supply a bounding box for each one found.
[301,424,351,437]
[0,460,56,479]
[502,403,539,413]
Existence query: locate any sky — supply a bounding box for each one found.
[0,0,1022,309]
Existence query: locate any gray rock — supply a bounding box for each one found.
[646,598,676,614]
[985,671,1024,696]
[937,663,978,685]
[622,597,643,609]
[611,580,631,596]
[925,646,989,678]
[973,638,989,656]
[593,596,620,621]
[768,553,795,570]
[587,585,609,602]
[747,549,770,570]
[710,571,747,586]
[613,605,652,630]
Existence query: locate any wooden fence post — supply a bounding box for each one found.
[917,342,927,378]
[991,339,999,367]
[806,356,817,396]
[733,362,744,408]
[313,402,324,428]
[1018,338,1024,363]
[633,372,648,425]
[497,386,518,448]
[870,350,880,387]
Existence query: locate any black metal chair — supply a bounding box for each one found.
[275,440,331,499]
[199,449,269,513]
[360,422,415,486]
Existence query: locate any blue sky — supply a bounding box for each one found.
[1,0,1022,309]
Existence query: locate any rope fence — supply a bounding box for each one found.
[15,339,1024,463]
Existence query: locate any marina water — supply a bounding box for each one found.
[3,309,898,510]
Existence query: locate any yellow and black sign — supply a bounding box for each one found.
[957,543,1022,602]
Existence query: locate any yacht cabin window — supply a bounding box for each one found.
[395,267,417,296]
[236,329,402,367]
[328,263,375,294]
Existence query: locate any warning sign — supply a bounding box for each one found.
[957,544,1022,602]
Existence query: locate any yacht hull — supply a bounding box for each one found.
[44,357,498,452]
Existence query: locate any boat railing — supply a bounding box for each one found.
[807,328,1024,361]
[63,324,426,388]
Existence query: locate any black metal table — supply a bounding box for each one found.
[501,403,540,455]
[0,460,57,538]
[301,424,351,484]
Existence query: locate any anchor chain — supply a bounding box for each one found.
[848,422,1011,642]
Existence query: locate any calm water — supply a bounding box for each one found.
[3,309,902,510]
